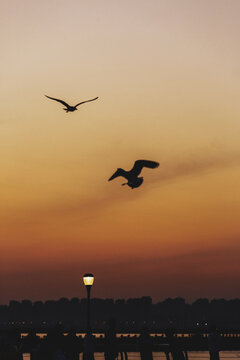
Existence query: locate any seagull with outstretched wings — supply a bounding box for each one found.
[45,95,99,112]
[108,160,159,189]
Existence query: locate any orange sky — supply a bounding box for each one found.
[0,0,240,303]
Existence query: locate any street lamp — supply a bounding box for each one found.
[83,273,94,332]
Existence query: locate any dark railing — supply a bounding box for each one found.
[2,330,240,359]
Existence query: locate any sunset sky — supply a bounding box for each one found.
[0,0,240,304]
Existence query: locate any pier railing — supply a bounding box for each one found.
[2,330,240,359]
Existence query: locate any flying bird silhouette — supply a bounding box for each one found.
[108,160,159,189]
[45,95,99,112]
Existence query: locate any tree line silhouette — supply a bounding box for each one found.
[1,297,240,330]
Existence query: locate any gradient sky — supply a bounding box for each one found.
[0,0,240,304]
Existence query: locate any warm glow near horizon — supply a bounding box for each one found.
[0,0,240,304]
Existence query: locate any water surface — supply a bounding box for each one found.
[22,351,240,360]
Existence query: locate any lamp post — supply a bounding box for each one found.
[83,273,94,332]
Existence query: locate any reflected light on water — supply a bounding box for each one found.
[22,352,240,360]
[20,332,197,339]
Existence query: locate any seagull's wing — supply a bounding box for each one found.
[45,95,70,107]
[131,160,160,176]
[108,168,126,181]
[75,97,99,107]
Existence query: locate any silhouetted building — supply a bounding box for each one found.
[1,297,240,330]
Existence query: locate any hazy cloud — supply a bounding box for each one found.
[152,150,240,186]
[4,149,240,226]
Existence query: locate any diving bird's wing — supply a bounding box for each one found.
[108,168,126,181]
[45,95,70,107]
[75,97,99,107]
[131,160,160,176]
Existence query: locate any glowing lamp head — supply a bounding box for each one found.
[83,273,94,286]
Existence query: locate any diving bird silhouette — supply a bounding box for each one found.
[108,160,160,189]
[45,95,99,112]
